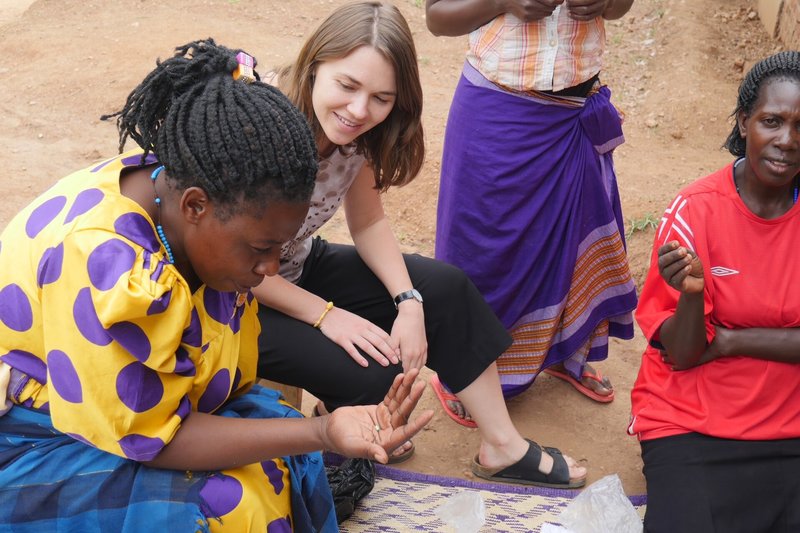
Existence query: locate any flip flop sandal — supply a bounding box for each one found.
[313,403,415,464]
[471,439,586,489]
[543,367,615,403]
[429,374,478,428]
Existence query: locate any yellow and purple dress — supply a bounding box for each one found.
[0,152,336,532]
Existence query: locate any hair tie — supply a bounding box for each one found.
[233,51,256,83]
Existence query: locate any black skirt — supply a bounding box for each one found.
[641,432,800,533]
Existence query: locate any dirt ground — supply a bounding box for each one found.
[0,0,784,497]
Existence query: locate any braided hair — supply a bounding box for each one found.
[725,50,800,157]
[102,39,318,218]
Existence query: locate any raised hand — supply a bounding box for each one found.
[318,306,400,367]
[322,369,434,463]
[657,240,704,294]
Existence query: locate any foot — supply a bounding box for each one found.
[445,398,473,425]
[429,374,476,427]
[550,362,613,398]
[476,439,586,487]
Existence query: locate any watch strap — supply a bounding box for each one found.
[394,289,423,308]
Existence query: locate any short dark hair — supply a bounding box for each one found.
[725,50,800,157]
[102,38,318,217]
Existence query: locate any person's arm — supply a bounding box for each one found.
[252,272,332,327]
[251,246,400,368]
[425,0,564,36]
[691,326,800,367]
[147,370,433,470]
[343,164,428,372]
[655,241,708,368]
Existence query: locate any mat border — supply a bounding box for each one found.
[323,452,647,507]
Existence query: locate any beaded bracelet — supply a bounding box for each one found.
[313,301,334,329]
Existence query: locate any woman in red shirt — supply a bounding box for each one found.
[630,50,800,532]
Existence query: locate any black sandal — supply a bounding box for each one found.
[471,439,586,489]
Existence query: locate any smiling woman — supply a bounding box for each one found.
[629,50,800,532]
[253,1,588,489]
[311,45,397,151]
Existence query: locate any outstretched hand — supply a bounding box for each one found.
[657,240,704,294]
[322,369,434,463]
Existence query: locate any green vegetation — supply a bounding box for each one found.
[625,212,659,238]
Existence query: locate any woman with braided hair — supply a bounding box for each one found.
[629,50,800,531]
[254,1,587,489]
[0,39,433,532]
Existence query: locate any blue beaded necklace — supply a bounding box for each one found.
[150,166,175,264]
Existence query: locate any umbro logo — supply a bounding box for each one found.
[710,266,739,277]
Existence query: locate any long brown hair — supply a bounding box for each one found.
[279,1,424,191]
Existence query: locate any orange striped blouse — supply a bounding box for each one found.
[466,6,605,92]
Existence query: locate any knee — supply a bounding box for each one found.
[408,255,473,302]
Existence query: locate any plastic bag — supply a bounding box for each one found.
[434,490,486,532]
[557,474,642,533]
[325,458,376,523]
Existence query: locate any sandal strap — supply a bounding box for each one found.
[487,439,572,485]
[526,439,571,485]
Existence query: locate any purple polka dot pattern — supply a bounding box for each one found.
[1,349,47,383]
[116,362,164,413]
[182,310,202,347]
[36,243,65,288]
[118,433,165,461]
[203,289,233,325]
[90,157,115,173]
[174,346,196,377]
[197,369,230,413]
[107,321,151,362]
[231,368,242,393]
[64,188,104,223]
[67,432,95,447]
[113,212,160,252]
[230,306,242,334]
[261,460,286,495]
[199,474,243,517]
[0,284,33,332]
[87,239,136,291]
[149,259,165,282]
[47,350,83,403]
[74,288,112,345]
[120,153,158,167]
[147,289,172,315]
[176,394,191,421]
[25,195,67,238]
[267,518,292,533]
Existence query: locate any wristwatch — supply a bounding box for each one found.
[393,288,423,309]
